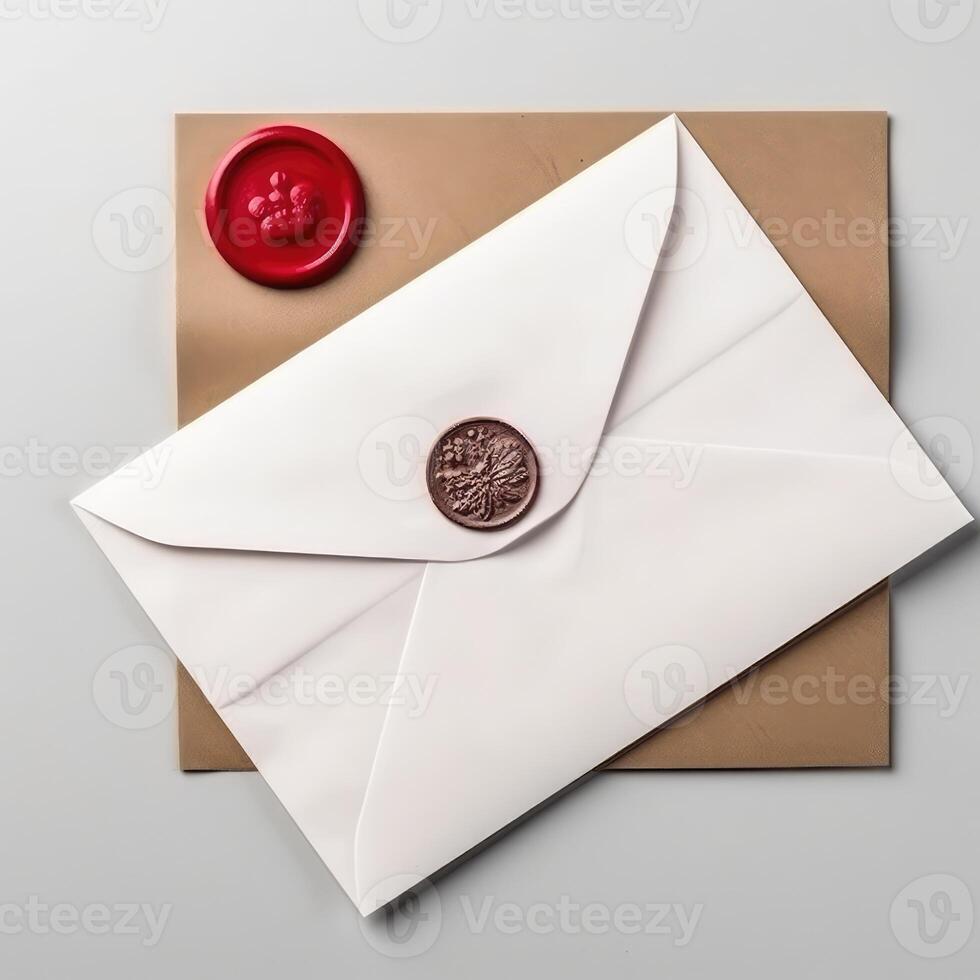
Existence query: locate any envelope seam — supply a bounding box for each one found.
[212,569,424,710]
[601,437,900,467]
[608,289,806,437]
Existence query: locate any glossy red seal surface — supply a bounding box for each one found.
[204,125,365,289]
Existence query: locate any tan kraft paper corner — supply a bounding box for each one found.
[175,111,890,772]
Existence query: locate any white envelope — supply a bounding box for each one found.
[72,116,971,915]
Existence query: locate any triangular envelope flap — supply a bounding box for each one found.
[73,117,679,563]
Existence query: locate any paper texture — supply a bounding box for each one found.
[174,110,893,771]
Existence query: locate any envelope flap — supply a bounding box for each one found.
[74,117,679,562]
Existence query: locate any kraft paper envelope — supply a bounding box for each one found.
[175,110,892,771]
[74,116,970,914]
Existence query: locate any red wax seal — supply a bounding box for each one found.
[204,125,365,289]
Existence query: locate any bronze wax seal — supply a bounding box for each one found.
[426,419,539,530]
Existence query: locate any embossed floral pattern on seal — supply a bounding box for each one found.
[426,419,539,530]
[247,171,320,244]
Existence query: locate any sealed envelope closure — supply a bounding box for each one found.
[426,419,541,530]
[78,118,679,563]
[73,116,971,915]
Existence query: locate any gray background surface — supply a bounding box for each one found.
[2,1,978,976]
